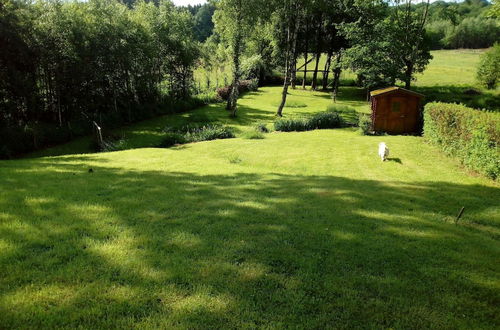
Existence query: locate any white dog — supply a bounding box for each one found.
[378,142,389,161]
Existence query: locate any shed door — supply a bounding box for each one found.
[387,96,408,133]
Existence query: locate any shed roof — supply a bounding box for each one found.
[370,86,424,98]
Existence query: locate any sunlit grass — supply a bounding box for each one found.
[1,127,499,328]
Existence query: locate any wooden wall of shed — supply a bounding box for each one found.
[371,91,422,134]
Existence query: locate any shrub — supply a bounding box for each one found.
[242,130,265,139]
[184,124,234,142]
[477,43,500,90]
[274,118,311,132]
[358,114,372,135]
[216,79,258,100]
[326,104,359,125]
[308,111,344,129]
[274,111,345,132]
[424,102,500,180]
[255,123,269,133]
[159,132,187,148]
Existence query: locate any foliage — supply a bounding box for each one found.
[0,0,200,158]
[274,111,345,132]
[308,111,344,129]
[424,102,500,179]
[274,118,311,132]
[216,79,258,100]
[477,43,500,90]
[358,114,372,135]
[424,0,499,49]
[255,123,269,133]
[242,129,265,139]
[160,124,235,148]
[184,124,235,142]
[159,132,187,147]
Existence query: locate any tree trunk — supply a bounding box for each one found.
[404,61,413,90]
[331,53,342,102]
[322,51,332,90]
[226,5,242,117]
[311,14,322,90]
[277,2,301,117]
[302,20,309,89]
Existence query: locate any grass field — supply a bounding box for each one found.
[1,85,500,328]
[296,49,487,88]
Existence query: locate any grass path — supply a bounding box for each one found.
[1,126,499,327]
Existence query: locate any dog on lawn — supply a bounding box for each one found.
[378,142,389,161]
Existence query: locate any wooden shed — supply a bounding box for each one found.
[370,87,424,134]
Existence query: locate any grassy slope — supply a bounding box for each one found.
[28,87,369,158]
[1,84,500,327]
[1,129,499,328]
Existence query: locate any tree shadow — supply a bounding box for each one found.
[0,158,499,328]
[414,85,500,111]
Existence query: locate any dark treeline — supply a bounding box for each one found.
[0,0,200,157]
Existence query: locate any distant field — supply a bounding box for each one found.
[295,49,488,88]
[414,49,485,87]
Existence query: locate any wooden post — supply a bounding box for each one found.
[455,207,465,225]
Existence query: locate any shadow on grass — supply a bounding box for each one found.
[414,85,500,111]
[387,157,403,164]
[0,158,499,328]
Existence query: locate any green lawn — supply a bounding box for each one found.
[1,85,500,328]
[413,49,485,87]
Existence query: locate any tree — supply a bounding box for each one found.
[388,0,432,89]
[477,43,500,90]
[276,0,303,117]
[488,0,500,18]
[213,0,264,117]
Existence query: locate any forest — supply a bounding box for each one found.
[0,0,498,157]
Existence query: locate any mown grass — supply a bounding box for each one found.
[1,128,499,328]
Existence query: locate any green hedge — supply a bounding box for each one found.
[424,102,500,180]
[274,111,345,132]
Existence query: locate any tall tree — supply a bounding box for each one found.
[213,0,263,117]
[389,0,432,89]
[276,0,303,117]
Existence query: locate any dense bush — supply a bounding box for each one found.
[255,123,269,133]
[424,102,500,180]
[308,112,344,129]
[184,124,234,142]
[159,133,187,148]
[274,118,311,132]
[160,124,234,148]
[274,111,345,132]
[358,114,372,135]
[477,43,500,90]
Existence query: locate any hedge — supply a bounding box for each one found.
[424,102,500,180]
[274,111,345,132]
